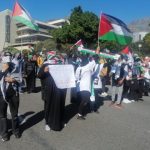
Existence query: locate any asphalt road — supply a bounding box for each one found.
[0,80,150,150]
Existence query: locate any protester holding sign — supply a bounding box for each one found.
[38,52,67,131]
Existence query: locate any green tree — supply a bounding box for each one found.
[138,33,150,55]
[3,46,19,54]
[34,42,44,52]
[34,39,58,53]
[43,39,57,50]
[51,6,99,52]
[143,33,150,48]
[99,40,124,52]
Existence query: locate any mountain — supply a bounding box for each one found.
[128,17,150,32]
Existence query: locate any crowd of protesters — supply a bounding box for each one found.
[0,50,149,142]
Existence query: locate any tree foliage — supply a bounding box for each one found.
[3,46,19,54]
[51,6,128,53]
[143,33,150,48]
[138,33,150,55]
[51,6,99,50]
[34,39,60,53]
[99,40,125,52]
[36,6,150,56]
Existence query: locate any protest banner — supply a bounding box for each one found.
[49,65,76,89]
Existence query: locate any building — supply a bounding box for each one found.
[13,20,59,50]
[0,9,17,51]
[0,9,67,51]
[47,18,70,27]
[132,31,149,42]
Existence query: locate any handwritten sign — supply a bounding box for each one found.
[49,65,76,89]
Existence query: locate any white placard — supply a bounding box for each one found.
[49,65,76,89]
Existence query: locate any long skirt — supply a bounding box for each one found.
[44,76,66,131]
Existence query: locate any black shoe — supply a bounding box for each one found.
[144,92,149,96]
[14,133,21,139]
[31,89,36,93]
[1,136,9,142]
[77,115,86,120]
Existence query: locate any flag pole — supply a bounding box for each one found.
[70,44,75,50]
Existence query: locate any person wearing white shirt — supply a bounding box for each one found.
[75,55,95,120]
[91,55,103,113]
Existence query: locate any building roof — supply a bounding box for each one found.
[35,20,60,29]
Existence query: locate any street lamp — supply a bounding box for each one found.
[138,44,142,51]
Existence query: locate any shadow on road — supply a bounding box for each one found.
[20,110,44,134]
[64,103,78,124]
[19,111,35,119]
[64,96,105,123]
[22,86,41,93]
[33,86,41,93]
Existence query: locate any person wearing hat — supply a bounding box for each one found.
[0,52,21,142]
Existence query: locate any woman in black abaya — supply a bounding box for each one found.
[38,56,66,131]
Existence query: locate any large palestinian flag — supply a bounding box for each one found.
[12,1,39,31]
[98,13,132,45]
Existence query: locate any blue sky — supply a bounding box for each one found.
[1,0,150,24]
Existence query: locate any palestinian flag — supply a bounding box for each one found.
[98,13,132,45]
[121,46,131,54]
[77,48,117,59]
[12,1,39,31]
[70,39,84,50]
[47,51,56,59]
[74,39,84,47]
[121,46,134,63]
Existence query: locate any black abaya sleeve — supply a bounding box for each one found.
[38,64,50,79]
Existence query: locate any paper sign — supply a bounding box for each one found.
[49,65,76,89]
